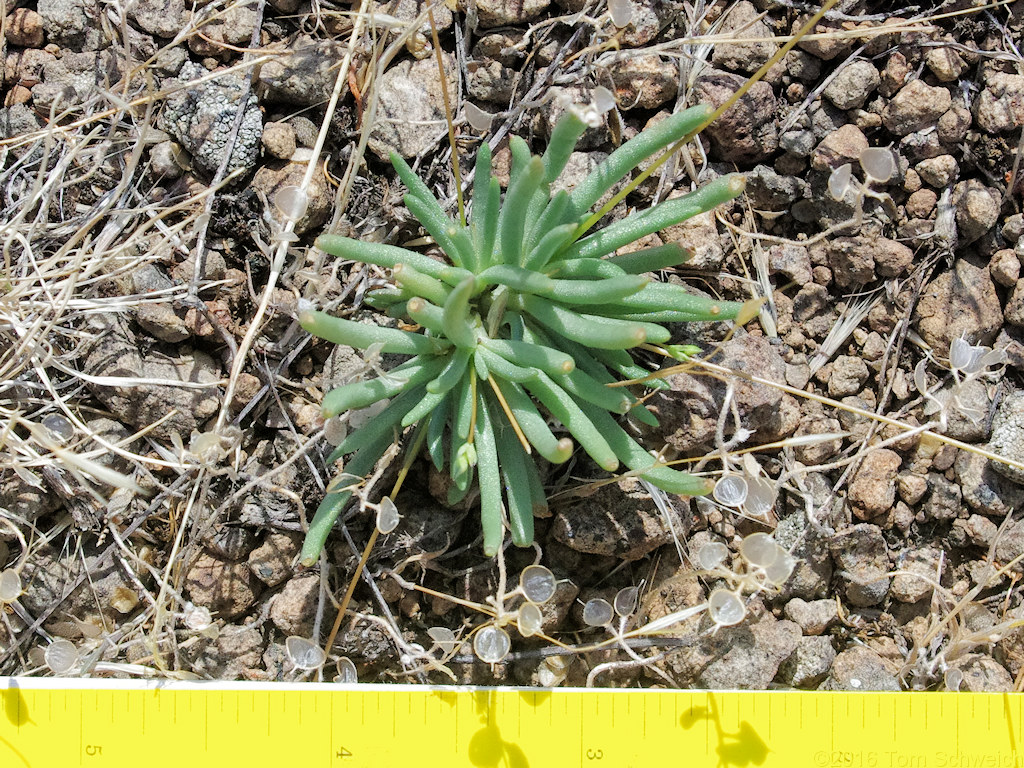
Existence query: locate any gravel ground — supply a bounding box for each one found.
[2,0,1024,691]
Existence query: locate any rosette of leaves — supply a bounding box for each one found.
[298,104,751,563]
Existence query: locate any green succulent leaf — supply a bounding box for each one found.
[302,102,749,562]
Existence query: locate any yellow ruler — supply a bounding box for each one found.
[3,677,1022,767]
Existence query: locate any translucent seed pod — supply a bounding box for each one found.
[859,147,895,183]
[944,667,963,692]
[707,589,746,627]
[828,163,853,200]
[473,626,511,663]
[376,496,400,534]
[41,414,75,444]
[520,565,557,604]
[613,586,639,618]
[274,185,309,221]
[350,399,388,429]
[466,102,493,132]
[0,569,23,603]
[696,542,729,571]
[740,532,780,568]
[582,598,613,627]
[713,474,747,508]
[592,86,616,115]
[324,417,348,447]
[608,0,634,28]
[27,646,46,669]
[427,626,458,655]
[184,603,213,631]
[335,657,358,684]
[517,603,544,637]
[763,551,796,586]
[270,230,300,244]
[44,639,79,675]
[285,636,326,670]
[744,477,776,520]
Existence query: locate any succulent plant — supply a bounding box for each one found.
[298,103,753,564]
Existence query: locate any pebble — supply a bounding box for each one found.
[132,264,190,343]
[956,450,1024,518]
[774,510,833,600]
[974,72,1024,134]
[879,51,910,97]
[20,544,142,636]
[828,355,869,398]
[83,315,221,440]
[189,5,258,55]
[937,106,972,144]
[269,573,332,636]
[659,208,722,270]
[202,523,258,561]
[919,475,960,525]
[776,636,835,688]
[608,54,677,110]
[848,450,901,520]
[830,524,891,606]
[882,79,952,136]
[33,50,123,110]
[823,60,879,111]
[822,647,901,691]
[149,141,186,180]
[988,391,1024,485]
[915,154,959,188]
[711,1,778,74]
[926,46,966,82]
[368,53,457,159]
[550,479,686,560]
[261,121,297,160]
[183,624,266,679]
[468,59,517,104]
[892,546,942,603]
[824,234,913,287]
[258,37,345,105]
[906,188,937,218]
[947,655,1013,692]
[693,68,778,163]
[779,128,816,157]
[128,0,189,39]
[159,62,262,178]
[991,250,1020,287]
[37,0,99,48]
[5,9,45,47]
[476,0,549,26]
[184,552,262,618]
[953,180,1001,246]
[783,597,839,636]
[248,532,302,588]
[914,259,1002,356]
[793,416,843,464]
[655,333,787,453]
[810,123,868,172]
[251,160,332,235]
[768,243,812,284]
[795,15,850,61]
[660,612,801,689]
[1005,280,1024,327]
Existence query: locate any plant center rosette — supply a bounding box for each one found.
[298,103,758,563]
